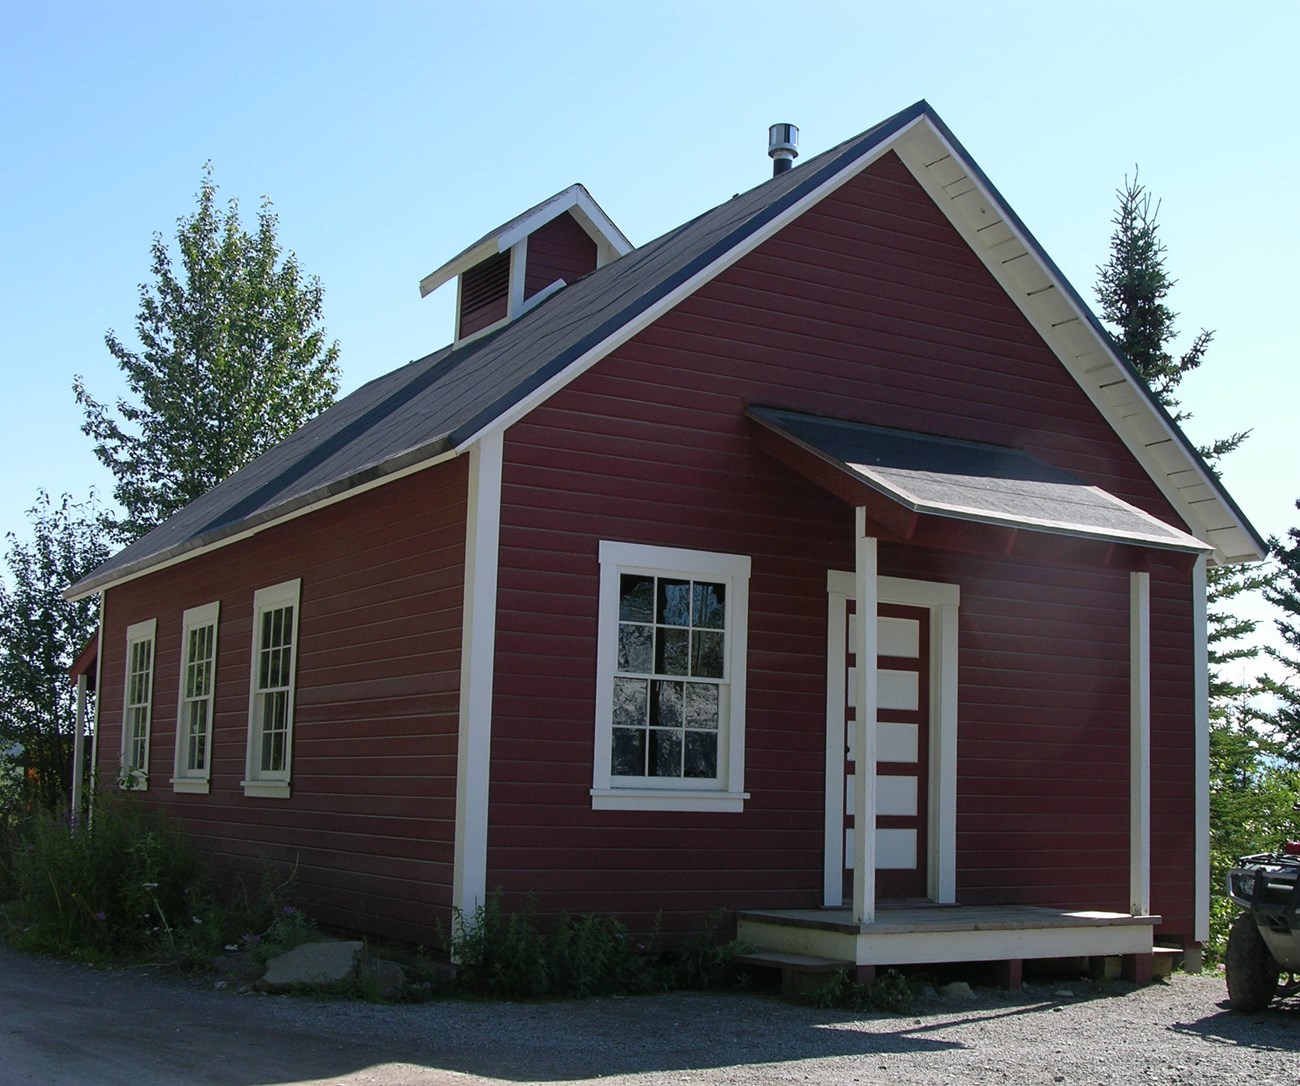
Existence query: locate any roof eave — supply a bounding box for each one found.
[887,112,1266,566]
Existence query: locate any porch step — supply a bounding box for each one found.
[1152,946,1183,979]
[733,950,855,997]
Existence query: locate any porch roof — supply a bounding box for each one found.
[747,406,1211,554]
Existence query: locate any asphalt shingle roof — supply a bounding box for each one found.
[68,104,921,597]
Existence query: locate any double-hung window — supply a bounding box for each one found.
[173,602,219,794]
[592,542,750,812]
[121,618,157,788]
[243,579,301,798]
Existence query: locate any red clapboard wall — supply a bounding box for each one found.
[94,460,469,942]
[487,151,1198,939]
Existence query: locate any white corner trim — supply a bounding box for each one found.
[454,119,926,456]
[1192,555,1210,944]
[851,514,878,925]
[88,590,105,819]
[453,431,504,924]
[1130,571,1151,918]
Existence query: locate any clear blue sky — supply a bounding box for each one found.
[2,1,1296,564]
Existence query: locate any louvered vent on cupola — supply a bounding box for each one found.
[458,250,511,339]
[419,184,635,346]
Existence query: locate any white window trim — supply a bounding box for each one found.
[242,579,301,799]
[172,601,219,795]
[120,618,157,790]
[592,541,751,813]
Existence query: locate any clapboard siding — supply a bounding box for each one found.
[524,211,598,298]
[95,460,468,944]
[488,152,1197,937]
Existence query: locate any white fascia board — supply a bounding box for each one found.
[419,239,500,299]
[65,449,459,601]
[455,116,929,455]
[892,121,1263,567]
[497,184,634,259]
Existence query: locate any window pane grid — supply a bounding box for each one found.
[180,621,216,776]
[612,574,725,781]
[253,602,295,778]
[124,637,154,771]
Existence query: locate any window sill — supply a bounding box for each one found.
[241,780,291,799]
[590,788,748,813]
[170,778,210,795]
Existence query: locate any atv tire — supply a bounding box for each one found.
[1226,911,1280,1012]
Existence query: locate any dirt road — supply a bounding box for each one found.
[3,946,1296,1085]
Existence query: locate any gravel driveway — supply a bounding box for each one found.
[3,945,1296,1085]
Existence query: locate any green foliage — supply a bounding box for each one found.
[2,792,202,963]
[450,894,745,1000]
[1206,711,1300,959]
[0,793,315,971]
[1095,173,1215,426]
[1263,506,1300,759]
[803,968,914,1014]
[0,493,108,815]
[74,165,341,542]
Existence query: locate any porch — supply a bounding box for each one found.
[736,903,1160,988]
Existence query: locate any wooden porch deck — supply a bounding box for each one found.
[736,904,1160,974]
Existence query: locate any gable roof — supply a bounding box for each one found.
[66,102,1264,600]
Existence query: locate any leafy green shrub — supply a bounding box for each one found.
[804,968,914,1014]
[450,894,746,999]
[2,792,202,963]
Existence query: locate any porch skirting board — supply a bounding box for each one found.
[736,905,1158,967]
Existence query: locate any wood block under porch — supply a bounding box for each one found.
[736,904,1161,988]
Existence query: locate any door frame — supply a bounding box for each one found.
[824,570,960,907]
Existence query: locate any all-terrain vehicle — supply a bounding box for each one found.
[1225,845,1300,1011]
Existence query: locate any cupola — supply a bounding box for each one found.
[419,184,632,344]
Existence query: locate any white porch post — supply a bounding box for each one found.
[852,509,879,925]
[72,675,87,825]
[1129,571,1151,917]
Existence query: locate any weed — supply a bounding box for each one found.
[804,968,915,1013]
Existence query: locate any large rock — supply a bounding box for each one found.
[256,940,364,992]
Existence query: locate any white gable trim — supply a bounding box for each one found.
[455,117,931,454]
[457,115,1259,568]
[420,184,633,299]
[889,123,1261,566]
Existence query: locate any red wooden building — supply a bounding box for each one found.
[68,103,1264,977]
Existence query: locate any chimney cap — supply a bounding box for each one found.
[768,124,799,175]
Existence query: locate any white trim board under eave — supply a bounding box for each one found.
[453,116,930,455]
[890,124,1261,567]
[65,450,459,602]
